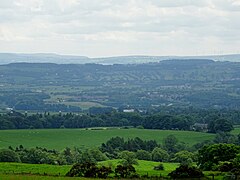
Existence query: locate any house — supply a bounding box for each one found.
[191,123,208,132]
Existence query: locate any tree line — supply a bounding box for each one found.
[0,110,234,133]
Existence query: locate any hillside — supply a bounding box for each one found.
[0,59,240,111]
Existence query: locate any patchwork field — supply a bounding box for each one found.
[0,128,215,150]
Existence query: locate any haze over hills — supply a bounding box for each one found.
[0,53,240,65]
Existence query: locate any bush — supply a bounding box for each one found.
[151,147,169,162]
[0,149,20,162]
[115,164,138,178]
[135,150,151,160]
[153,163,164,170]
[218,162,234,172]
[66,162,112,178]
[168,165,204,179]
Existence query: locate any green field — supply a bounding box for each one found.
[231,127,240,135]
[0,161,225,180]
[0,161,177,179]
[0,128,215,150]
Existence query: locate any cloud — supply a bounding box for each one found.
[0,0,239,56]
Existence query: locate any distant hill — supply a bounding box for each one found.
[0,59,240,111]
[0,53,240,65]
[0,53,90,64]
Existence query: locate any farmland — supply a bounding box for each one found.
[0,161,225,180]
[0,60,240,113]
[0,160,178,176]
[0,128,215,150]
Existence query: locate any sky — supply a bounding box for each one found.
[0,0,240,57]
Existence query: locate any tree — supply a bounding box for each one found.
[172,150,195,165]
[163,135,178,153]
[0,149,20,162]
[135,150,151,160]
[119,151,138,166]
[19,148,55,164]
[66,162,98,178]
[97,166,113,179]
[81,148,108,163]
[168,165,204,179]
[213,132,237,144]
[208,118,233,133]
[198,144,240,170]
[151,147,169,162]
[115,165,138,178]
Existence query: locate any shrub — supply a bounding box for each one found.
[153,163,164,170]
[0,149,20,162]
[66,162,112,178]
[135,150,151,161]
[168,165,204,179]
[151,147,169,162]
[115,164,137,178]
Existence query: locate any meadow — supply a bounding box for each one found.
[0,161,178,179]
[0,161,225,180]
[0,128,215,150]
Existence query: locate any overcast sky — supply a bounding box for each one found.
[0,0,240,57]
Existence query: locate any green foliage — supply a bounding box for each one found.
[168,165,204,179]
[71,162,95,177]
[153,163,164,170]
[208,118,234,133]
[19,148,56,165]
[100,136,159,157]
[151,147,169,162]
[218,161,234,172]
[81,148,108,163]
[135,150,151,160]
[115,164,138,178]
[172,150,195,165]
[198,144,240,170]
[214,132,237,144]
[119,151,138,166]
[0,149,20,162]
[163,135,186,154]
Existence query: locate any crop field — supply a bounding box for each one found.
[0,128,215,150]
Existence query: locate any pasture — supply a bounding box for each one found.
[0,161,177,178]
[0,161,225,179]
[0,128,215,150]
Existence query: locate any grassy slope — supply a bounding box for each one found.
[0,128,215,150]
[0,161,177,178]
[0,161,225,180]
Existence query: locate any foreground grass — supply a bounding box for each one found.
[0,174,91,180]
[0,128,215,150]
[100,159,179,177]
[0,161,177,177]
[0,161,226,180]
[0,161,173,179]
[0,163,71,176]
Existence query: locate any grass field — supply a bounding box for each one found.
[0,161,225,180]
[0,128,215,150]
[0,175,90,180]
[231,127,240,135]
[0,160,177,178]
